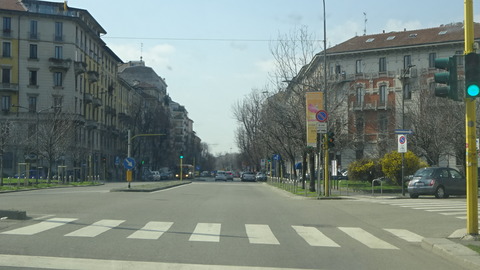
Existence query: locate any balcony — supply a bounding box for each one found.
[92,97,102,107]
[0,83,19,92]
[28,32,39,40]
[74,61,87,75]
[2,29,11,38]
[84,93,93,104]
[48,58,71,71]
[351,100,395,111]
[85,120,98,129]
[87,71,99,83]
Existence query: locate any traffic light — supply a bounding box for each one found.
[433,56,459,101]
[465,52,480,98]
[180,155,184,159]
[327,132,335,148]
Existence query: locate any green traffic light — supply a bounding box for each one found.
[467,84,480,97]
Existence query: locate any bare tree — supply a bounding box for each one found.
[0,120,12,186]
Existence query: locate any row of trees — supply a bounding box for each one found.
[233,26,473,188]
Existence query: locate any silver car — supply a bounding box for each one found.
[407,167,466,198]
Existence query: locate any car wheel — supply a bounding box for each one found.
[409,193,419,199]
[435,186,446,199]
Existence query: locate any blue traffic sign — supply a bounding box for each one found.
[273,154,281,161]
[123,157,136,169]
[115,156,120,166]
[315,110,328,122]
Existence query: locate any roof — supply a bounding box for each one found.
[326,22,480,54]
[0,0,27,11]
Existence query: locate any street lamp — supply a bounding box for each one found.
[12,104,59,185]
[400,64,415,196]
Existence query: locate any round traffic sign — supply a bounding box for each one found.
[315,110,328,122]
[399,135,406,144]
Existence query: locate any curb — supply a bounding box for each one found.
[110,181,192,192]
[0,210,27,220]
[422,238,480,270]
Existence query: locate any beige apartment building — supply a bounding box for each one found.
[0,0,190,179]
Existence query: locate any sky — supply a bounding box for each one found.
[53,0,470,155]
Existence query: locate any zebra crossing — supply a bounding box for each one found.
[0,217,424,250]
[355,197,479,220]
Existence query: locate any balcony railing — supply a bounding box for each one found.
[92,97,102,107]
[87,71,99,83]
[0,83,19,92]
[74,61,87,75]
[48,58,71,71]
[84,93,93,104]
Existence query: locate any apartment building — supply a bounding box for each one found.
[0,0,188,179]
[297,22,480,169]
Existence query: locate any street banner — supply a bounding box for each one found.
[305,92,324,147]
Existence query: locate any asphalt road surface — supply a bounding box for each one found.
[0,179,469,269]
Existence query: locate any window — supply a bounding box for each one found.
[3,17,11,34]
[29,44,38,59]
[379,113,388,133]
[1,68,10,83]
[55,22,63,41]
[2,42,11,57]
[1,96,11,112]
[379,85,387,104]
[54,46,63,59]
[28,96,37,113]
[404,55,412,70]
[379,57,387,73]
[404,83,412,100]
[54,72,63,87]
[29,70,38,86]
[53,96,62,113]
[429,53,436,68]
[30,20,38,39]
[356,87,365,105]
[356,60,363,74]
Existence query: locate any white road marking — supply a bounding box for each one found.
[383,229,423,243]
[292,226,340,247]
[339,227,398,249]
[245,224,280,245]
[189,223,221,242]
[0,254,320,270]
[1,218,77,235]
[65,219,125,237]
[127,221,173,240]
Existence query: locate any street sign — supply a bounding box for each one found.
[315,110,328,122]
[115,156,120,166]
[398,135,407,153]
[273,154,281,161]
[317,122,327,133]
[123,157,136,169]
[395,129,414,135]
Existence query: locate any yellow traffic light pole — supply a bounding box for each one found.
[464,0,479,236]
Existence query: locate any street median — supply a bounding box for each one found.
[110,181,191,192]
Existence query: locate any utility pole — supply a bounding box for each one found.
[464,0,479,236]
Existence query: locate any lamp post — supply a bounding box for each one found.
[12,104,58,185]
[400,65,415,196]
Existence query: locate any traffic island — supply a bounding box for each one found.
[0,210,27,220]
[110,181,192,192]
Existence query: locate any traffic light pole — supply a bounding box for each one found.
[323,134,329,197]
[464,0,479,236]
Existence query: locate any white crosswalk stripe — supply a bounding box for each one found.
[127,221,173,240]
[189,223,221,242]
[292,226,340,247]
[383,229,423,243]
[1,218,77,235]
[65,219,125,237]
[1,218,426,249]
[245,224,280,245]
[339,227,399,249]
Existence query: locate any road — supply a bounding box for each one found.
[0,178,470,269]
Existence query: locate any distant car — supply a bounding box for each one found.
[241,172,256,182]
[255,172,267,181]
[407,167,466,198]
[200,171,211,177]
[215,171,227,181]
[151,171,161,181]
[226,171,234,181]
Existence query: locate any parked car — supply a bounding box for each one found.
[241,172,256,182]
[407,167,466,198]
[151,171,161,181]
[255,172,267,181]
[226,171,234,181]
[215,171,227,181]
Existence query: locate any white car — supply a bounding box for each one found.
[215,171,227,181]
[241,172,256,182]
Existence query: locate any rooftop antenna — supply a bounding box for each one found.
[140,43,143,62]
[363,12,367,36]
